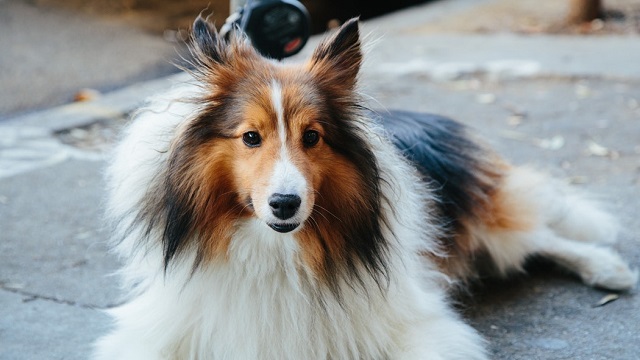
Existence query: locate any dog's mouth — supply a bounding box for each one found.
[268,223,300,233]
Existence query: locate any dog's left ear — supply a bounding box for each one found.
[308,18,362,91]
[192,15,226,64]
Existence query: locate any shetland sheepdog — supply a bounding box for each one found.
[94,17,637,359]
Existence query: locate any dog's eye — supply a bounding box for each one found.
[302,130,319,147]
[242,132,261,147]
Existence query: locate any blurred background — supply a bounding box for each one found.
[1,0,639,120]
[0,0,432,119]
[1,0,639,359]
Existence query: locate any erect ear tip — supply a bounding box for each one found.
[320,16,361,55]
[191,15,229,65]
[308,16,363,89]
[336,17,360,40]
[343,17,360,29]
[192,15,213,40]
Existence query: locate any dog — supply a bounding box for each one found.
[94,17,637,359]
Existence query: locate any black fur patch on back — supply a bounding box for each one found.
[376,110,502,230]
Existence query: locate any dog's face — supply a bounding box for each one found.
[227,76,326,234]
[160,17,388,285]
[182,17,366,232]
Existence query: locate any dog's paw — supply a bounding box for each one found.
[580,250,638,291]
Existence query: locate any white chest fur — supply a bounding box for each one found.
[105,219,420,360]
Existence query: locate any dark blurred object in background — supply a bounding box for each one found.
[222,0,311,59]
[37,0,431,35]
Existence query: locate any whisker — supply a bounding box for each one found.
[306,215,320,230]
[313,205,340,224]
[311,192,342,223]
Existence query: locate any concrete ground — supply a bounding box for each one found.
[0,0,187,120]
[1,0,639,359]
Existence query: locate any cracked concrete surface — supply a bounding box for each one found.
[1,290,109,360]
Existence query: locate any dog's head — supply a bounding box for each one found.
[158,17,388,286]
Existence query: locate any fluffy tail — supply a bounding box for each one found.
[473,166,637,291]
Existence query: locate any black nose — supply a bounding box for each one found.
[268,193,301,220]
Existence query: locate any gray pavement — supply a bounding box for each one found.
[0,0,186,120]
[1,0,640,359]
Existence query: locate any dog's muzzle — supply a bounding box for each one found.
[267,193,301,233]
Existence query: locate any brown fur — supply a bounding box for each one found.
[429,152,536,280]
[180,38,379,283]
[163,19,387,289]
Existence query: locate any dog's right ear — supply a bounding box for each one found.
[192,16,224,64]
[308,18,362,92]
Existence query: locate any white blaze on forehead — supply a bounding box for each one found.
[267,80,307,200]
[271,80,287,144]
